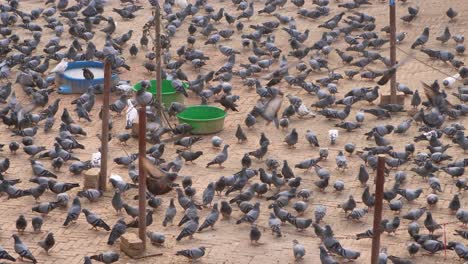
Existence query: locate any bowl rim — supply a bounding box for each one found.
[61,61,105,81]
[177,105,227,122]
[133,79,189,96]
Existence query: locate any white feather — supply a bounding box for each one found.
[126,99,138,129]
[50,58,69,74]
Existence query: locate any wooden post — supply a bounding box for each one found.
[389,0,397,104]
[154,2,163,117]
[371,155,386,264]
[138,107,147,248]
[99,60,111,191]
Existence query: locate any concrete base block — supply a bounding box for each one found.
[83,168,100,189]
[120,233,145,257]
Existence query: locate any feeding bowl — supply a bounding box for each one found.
[177,105,227,135]
[133,79,188,108]
[56,61,119,94]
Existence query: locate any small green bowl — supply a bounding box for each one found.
[177,105,227,135]
[133,79,188,108]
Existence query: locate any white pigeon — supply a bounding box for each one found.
[297,103,315,118]
[91,151,101,167]
[50,58,69,74]
[442,73,460,88]
[126,99,138,129]
[110,174,124,183]
[328,129,339,145]
[175,0,188,8]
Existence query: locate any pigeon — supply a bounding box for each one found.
[16,215,27,234]
[424,212,441,233]
[50,58,68,74]
[446,7,458,20]
[319,245,338,264]
[176,217,199,241]
[198,203,219,231]
[31,216,43,233]
[37,232,55,255]
[236,202,260,224]
[83,209,111,231]
[90,252,120,263]
[163,198,177,226]
[63,197,81,226]
[107,219,127,245]
[82,68,94,80]
[13,234,37,263]
[206,144,229,168]
[176,247,206,261]
[250,225,262,244]
[77,189,103,202]
[0,246,15,262]
[146,231,165,246]
[211,136,223,148]
[456,209,468,225]
[411,27,429,49]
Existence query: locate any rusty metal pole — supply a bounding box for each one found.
[371,155,386,264]
[154,3,163,117]
[99,60,111,191]
[138,107,147,248]
[389,0,397,104]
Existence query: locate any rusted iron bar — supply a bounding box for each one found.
[371,155,386,264]
[99,60,111,191]
[138,106,147,248]
[389,0,397,103]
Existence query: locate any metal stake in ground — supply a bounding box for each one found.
[99,60,111,191]
[154,3,163,118]
[389,0,397,104]
[138,107,147,248]
[371,155,386,264]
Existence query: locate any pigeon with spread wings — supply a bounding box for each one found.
[140,157,179,196]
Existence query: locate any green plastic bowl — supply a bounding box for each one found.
[133,79,188,108]
[177,105,227,135]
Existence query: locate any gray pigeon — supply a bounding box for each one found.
[206,145,229,168]
[198,203,219,231]
[146,231,165,246]
[424,212,441,234]
[456,209,468,225]
[77,189,103,202]
[293,240,305,260]
[83,209,110,231]
[236,202,260,224]
[13,234,37,263]
[31,216,43,233]
[176,217,199,241]
[250,225,262,244]
[319,245,338,264]
[0,246,15,262]
[176,247,206,261]
[37,232,55,255]
[63,197,81,226]
[107,219,127,245]
[90,252,119,263]
[284,128,298,147]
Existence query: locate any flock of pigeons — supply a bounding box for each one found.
[0,0,467,263]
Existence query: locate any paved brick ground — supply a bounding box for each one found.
[0,0,467,263]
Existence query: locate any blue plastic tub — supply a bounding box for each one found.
[56,61,119,94]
